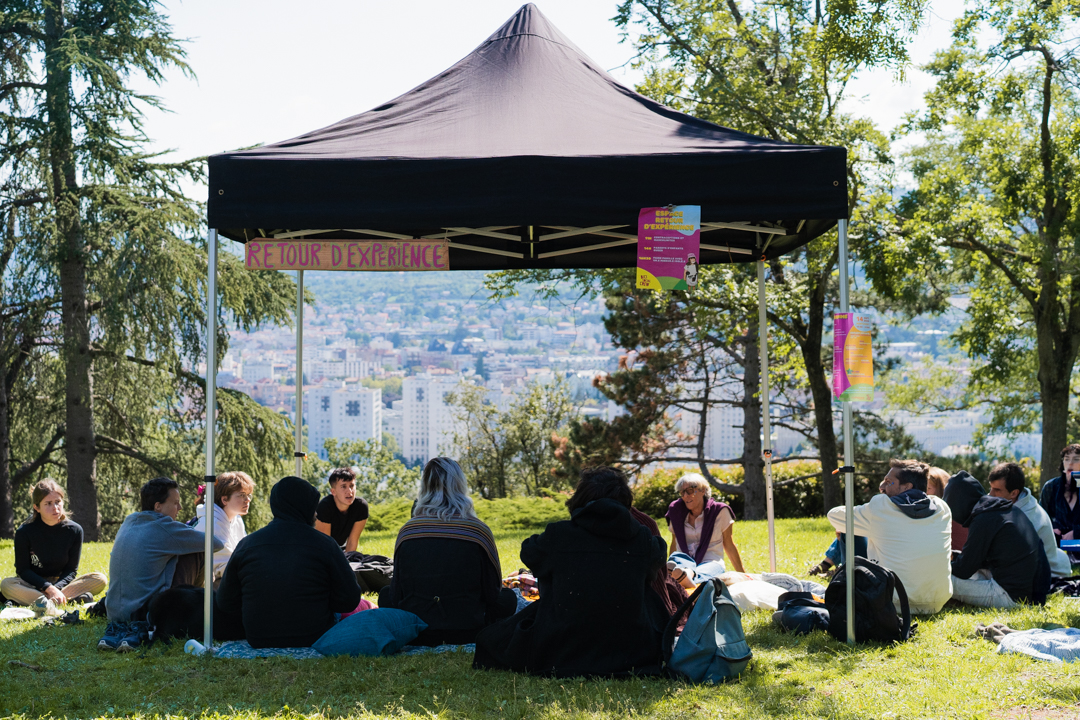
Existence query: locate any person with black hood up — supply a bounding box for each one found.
[944,470,1050,608]
[216,476,363,648]
[473,466,670,678]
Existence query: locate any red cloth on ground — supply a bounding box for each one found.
[340,598,375,619]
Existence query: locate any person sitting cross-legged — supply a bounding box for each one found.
[378,457,517,646]
[101,477,223,652]
[946,470,1051,608]
[215,476,363,648]
[1,480,107,610]
[665,473,744,589]
[827,459,953,615]
[987,462,1071,578]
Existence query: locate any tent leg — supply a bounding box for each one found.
[838,218,855,647]
[295,270,305,476]
[757,259,776,573]
[203,227,218,653]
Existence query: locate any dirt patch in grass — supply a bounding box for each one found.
[995,706,1080,719]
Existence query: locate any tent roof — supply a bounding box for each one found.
[208,3,847,269]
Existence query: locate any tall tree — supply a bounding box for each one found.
[866,1,1080,483]
[0,1,297,537]
[611,0,923,511]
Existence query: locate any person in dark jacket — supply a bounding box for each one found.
[474,466,670,678]
[216,476,362,648]
[379,457,516,646]
[1039,443,1080,546]
[945,470,1050,608]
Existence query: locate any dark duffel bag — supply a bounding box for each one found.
[347,552,394,593]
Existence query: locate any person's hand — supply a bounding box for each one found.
[44,585,66,605]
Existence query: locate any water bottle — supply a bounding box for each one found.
[184,639,207,656]
[32,597,60,617]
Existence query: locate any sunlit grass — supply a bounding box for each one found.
[2,515,1079,719]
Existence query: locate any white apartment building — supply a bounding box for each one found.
[242,359,275,383]
[305,383,382,460]
[401,373,464,463]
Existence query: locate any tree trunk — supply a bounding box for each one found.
[805,344,839,510]
[46,1,99,538]
[0,349,12,538]
[1038,345,1073,487]
[741,320,766,519]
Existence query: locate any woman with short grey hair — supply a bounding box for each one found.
[665,473,744,588]
[380,457,516,645]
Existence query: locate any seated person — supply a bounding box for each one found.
[1,480,107,607]
[315,467,369,557]
[1039,443,1080,550]
[191,471,253,582]
[926,466,969,552]
[947,470,1050,608]
[216,476,362,648]
[665,473,744,588]
[378,457,516,646]
[103,477,222,651]
[474,466,670,678]
[988,462,1071,578]
[827,459,953,614]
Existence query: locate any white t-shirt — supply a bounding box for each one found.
[675,506,734,564]
[193,503,247,579]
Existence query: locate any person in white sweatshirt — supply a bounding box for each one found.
[192,471,253,582]
[827,459,953,615]
[987,462,1072,578]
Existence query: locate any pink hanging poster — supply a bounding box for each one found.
[833,312,874,401]
[636,205,701,291]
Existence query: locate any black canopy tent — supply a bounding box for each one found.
[200,3,859,649]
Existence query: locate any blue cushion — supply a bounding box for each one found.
[312,609,427,657]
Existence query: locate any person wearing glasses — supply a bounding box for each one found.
[192,471,254,583]
[665,473,744,589]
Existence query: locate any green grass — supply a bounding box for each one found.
[2,515,1080,719]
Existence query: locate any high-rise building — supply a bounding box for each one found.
[401,373,464,463]
[305,383,382,460]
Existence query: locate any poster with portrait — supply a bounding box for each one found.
[636,205,701,291]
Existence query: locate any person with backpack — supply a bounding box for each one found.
[945,470,1050,608]
[826,459,953,614]
[474,466,670,678]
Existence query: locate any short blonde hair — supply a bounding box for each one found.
[674,473,711,498]
[215,471,255,508]
[927,467,950,498]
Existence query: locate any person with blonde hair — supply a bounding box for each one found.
[192,471,254,581]
[1,480,107,608]
[665,473,744,588]
[379,457,516,646]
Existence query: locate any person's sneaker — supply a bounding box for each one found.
[116,621,149,653]
[98,622,127,651]
[71,592,94,604]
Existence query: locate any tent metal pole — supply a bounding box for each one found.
[203,227,218,653]
[838,218,855,647]
[757,259,776,572]
[295,270,305,477]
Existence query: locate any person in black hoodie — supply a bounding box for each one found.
[215,476,363,648]
[474,467,670,678]
[944,471,1050,608]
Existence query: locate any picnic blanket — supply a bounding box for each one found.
[213,641,323,659]
[998,628,1080,664]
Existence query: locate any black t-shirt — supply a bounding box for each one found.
[315,495,370,549]
[14,518,84,590]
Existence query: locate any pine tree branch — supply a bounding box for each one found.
[11,426,65,486]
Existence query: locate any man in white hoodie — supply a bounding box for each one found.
[827,459,953,614]
[987,462,1071,578]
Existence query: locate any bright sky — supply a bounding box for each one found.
[140,0,967,200]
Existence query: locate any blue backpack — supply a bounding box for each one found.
[661,578,752,683]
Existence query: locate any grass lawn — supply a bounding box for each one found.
[2,516,1080,719]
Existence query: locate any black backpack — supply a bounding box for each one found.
[824,557,915,643]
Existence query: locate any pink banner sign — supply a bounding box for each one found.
[244,239,449,272]
[833,312,874,401]
[636,205,701,291]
